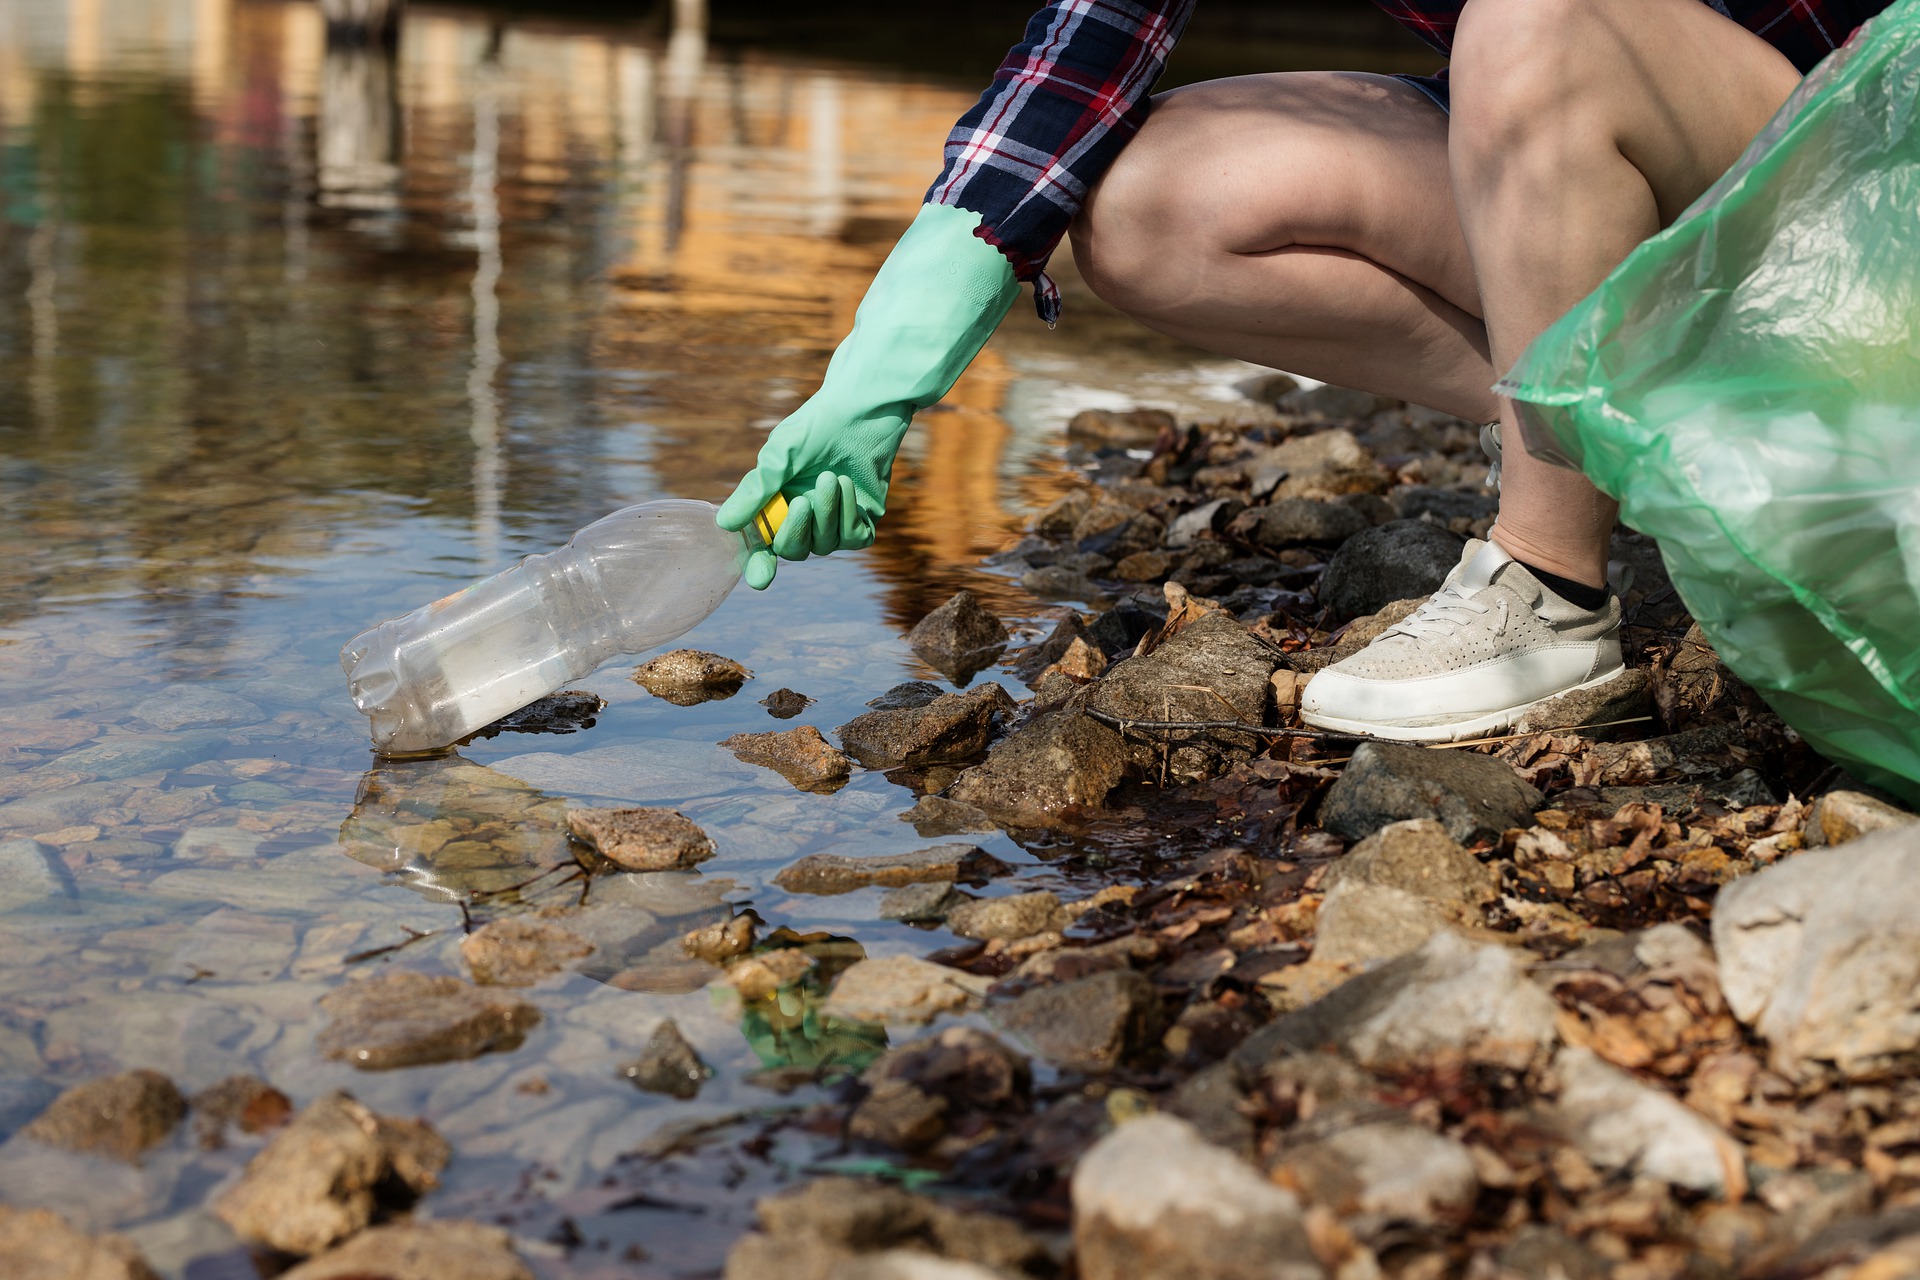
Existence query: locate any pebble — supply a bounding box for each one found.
[878,881,963,923]
[900,795,1000,836]
[1319,519,1465,619]
[724,948,817,1001]
[566,806,716,871]
[946,890,1064,942]
[866,681,945,710]
[720,725,852,793]
[821,955,991,1026]
[621,1019,711,1099]
[682,914,756,963]
[631,649,752,704]
[22,1070,185,1164]
[835,683,1012,769]
[278,1220,533,1280]
[772,844,1008,895]
[41,732,224,782]
[907,589,1009,682]
[461,917,596,986]
[316,972,540,1070]
[1309,880,1450,969]
[0,1206,158,1280]
[1245,427,1387,501]
[760,687,813,719]
[990,969,1158,1073]
[1318,741,1543,844]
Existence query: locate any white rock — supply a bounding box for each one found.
[820,955,991,1026]
[1549,1047,1743,1196]
[1281,1122,1478,1223]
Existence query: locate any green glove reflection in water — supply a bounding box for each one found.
[716,203,1021,588]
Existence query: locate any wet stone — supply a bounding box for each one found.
[279,1220,533,1280]
[460,917,596,987]
[879,881,963,924]
[946,890,1064,941]
[0,839,69,912]
[1089,611,1277,782]
[682,914,756,963]
[22,1070,185,1164]
[835,683,1012,769]
[822,955,991,1026]
[212,1091,449,1256]
[622,1019,711,1099]
[773,844,1010,895]
[1319,519,1466,620]
[189,1075,292,1149]
[42,732,224,783]
[567,806,716,871]
[945,710,1128,828]
[0,1206,159,1280]
[990,969,1158,1074]
[464,689,606,740]
[760,687,813,719]
[317,972,540,1070]
[907,589,1010,682]
[1067,406,1174,447]
[866,681,945,711]
[900,795,1000,837]
[721,725,853,793]
[632,649,753,704]
[130,685,262,730]
[1318,741,1544,844]
[724,948,818,1001]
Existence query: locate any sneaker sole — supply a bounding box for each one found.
[1299,665,1628,745]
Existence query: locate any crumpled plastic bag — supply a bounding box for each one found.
[1500,0,1920,804]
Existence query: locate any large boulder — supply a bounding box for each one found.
[1318,520,1464,620]
[1318,742,1542,844]
[1087,612,1277,782]
[944,711,1127,827]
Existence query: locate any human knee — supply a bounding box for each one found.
[1069,100,1210,318]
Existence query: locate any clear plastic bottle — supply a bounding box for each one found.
[341,497,784,755]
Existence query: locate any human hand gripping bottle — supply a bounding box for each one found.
[340,496,787,755]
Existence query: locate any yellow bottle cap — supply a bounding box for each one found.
[752,494,788,546]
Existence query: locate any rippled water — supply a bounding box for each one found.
[0,1,1430,1274]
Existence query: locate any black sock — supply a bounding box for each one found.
[1521,561,1609,610]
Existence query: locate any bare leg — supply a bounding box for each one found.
[1450,0,1801,585]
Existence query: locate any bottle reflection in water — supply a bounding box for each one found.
[342,498,783,755]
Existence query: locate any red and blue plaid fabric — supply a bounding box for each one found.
[930,0,1891,322]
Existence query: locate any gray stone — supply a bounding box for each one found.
[279,1220,532,1280]
[632,649,752,705]
[40,733,223,782]
[990,969,1158,1073]
[774,845,1009,895]
[1596,769,1779,814]
[0,839,69,912]
[1318,741,1543,844]
[131,686,262,730]
[567,807,715,872]
[867,681,945,711]
[0,1206,158,1280]
[879,882,964,923]
[1231,498,1369,549]
[1088,612,1277,782]
[317,972,540,1070]
[1804,789,1917,847]
[946,890,1063,941]
[822,955,992,1026]
[1513,666,1655,735]
[1165,1063,1255,1157]
[1279,384,1402,420]
[900,795,1000,837]
[1072,1114,1324,1280]
[171,825,265,861]
[1246,428,1387,502]
[1323,818,1499,909]
[1018,564,1108,604]
[621,1019,711,1099]
[1712,824,1920,1081]
[460,917,595,986]
[945,710,1128,827]
[907,590,1010,682]
[1276,1121,1478,1224]
[1319,520,1465,620]
[1392,486,1498,526]
[721,726,853,793]
[1310,881,1450,969]
[1548,1046,1743,1195]
[22,1070,185,1164]
[835,684,1012,769]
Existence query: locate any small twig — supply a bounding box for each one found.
[1423,716,1656,749]
[344,925,439,965]
[1083,706,1356,740]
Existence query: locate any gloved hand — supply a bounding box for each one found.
[717,203,1021,588]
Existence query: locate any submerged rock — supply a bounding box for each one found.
[945,710,1127,827]
[990,970,1158,1074]
[1073,1114,1323,1280]
[835,684,1012,770]
[900,795,1001,837]
[907,589,1009,682]
[0,839,68,913]
[682,914,757,964]
[1318,741,1543,844]
[1088,611,1277,782]
[821,955,991,1027]
[622,1019,711,1099]
[1319,519,1465,620]
[317,972,539,1070]
[866,681,945,711]
[460,917,596,986]
[773,844,1009,895]
[212,1091,449,1256]
[22,1070,185,1164]
[878,881,964,923]
[0,1206,158,1280]
[721,725,853,793]
[567,806,716,871]
[279,1220,533,1280]
[632,649,752,704]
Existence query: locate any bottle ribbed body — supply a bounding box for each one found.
[342,500,750,754]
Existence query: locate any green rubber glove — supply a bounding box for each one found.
[717,203,1022,588]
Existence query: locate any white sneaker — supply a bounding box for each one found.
[1300,538,1623,743]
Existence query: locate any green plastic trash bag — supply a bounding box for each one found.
[1500,0,1920,805]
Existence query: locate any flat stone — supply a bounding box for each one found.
[1073,1114,1323,1280]
[279,1220,532,1280]
[990,969,1158,1074]
[721,725,853,793]
[0,781,134,833]
[946,890,1064,942]
[42,733,223,782]
[835,684,1012,769]
[316,972,540,1070]
[944,711,1128,827]
[773,844,1009,895]
[1804,789,1917,847]
[1088,612,1277,782]
[1318,741,1543,844]
[212,1091,449,1256]
[1323,818,1499,909]
[0,1206,158,1280]
[900,795,1000,837]
[1513,666,1654,735]
[0,839,69,912]
[1549,1046,1743,1196]
[821,955,991,1026]
[632,650,752,705]
[1276,1121,1478,1224]
[130,685,262,730]
[22,1070,185,1164]
[1310,881,1450,969]
[622,1019,711,1099]
[566,806,715,871]
[1067,406,1175,447]
[1319,520,1465,620]
[879,881,964,923]
[866,681,945,711]
[760,688,813,719]
[1230,498,1369,549]
[908,589,1010,682]
[461,917,595,986]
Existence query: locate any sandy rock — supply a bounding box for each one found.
[722,725,854,793]
[1068,406,1175,447]
[279,1220,533,1280]
[1229,498,1369,549]
[1049,637,1108,683]
[834,684,1012,769]
[212,1091,449,1256]
[189,1075,291,1149]
[1804,789,1916,847]
[724,1177,1048,1280]
[317,972,539,1070]
[773,844,1009,895]
[1548,1046,1744,1196]
[632,649,752,704]
[1088,612,1277,782]
[22,1070,185,1164]
[1246,428,1388,502]
[946,891,1064,942]
[1012,614,1092,681]
[907,590,1009,682]
[567,806,716,871]
[622,1019,711,1099]
[761,688,814,719]
[1712,824,1920,1081]
[1513,666,1653,735]
[1276,1121,1478,1224]
[867,681,945,711]
[945,710,1128,827]
[1310,881,1451,969]
[1325,818,1499,910]
[901,795,1000,837]
[724,948,818,1001]
[1319,519,1465,620]
[822,955,991,1026]
[682,914,756,963]
[0,1206,158,1280]
[461,917,595,986]
[1241,930,1560,1073]
[990,970,1158,1073]
[878,882,963,923]
[1073,1114,1324,1280]
[1318,741,1543,844]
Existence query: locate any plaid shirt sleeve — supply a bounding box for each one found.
[926,0,1196,324]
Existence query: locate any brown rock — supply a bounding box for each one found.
[945,710,1128,827]
[834,684,1012,770]
[621,1019,711,1099]
[279,1220,533,1280]
[1067,406,1175,447]
[822,955,991,1026]
[991,970,1159,1073]
[1012,613,1092,681]
[907,589,1009,682]
[761,688,814,719]
[1245,427,1390,501]
[1033,490,1093,538]
[567,806,715,871]
[850,1027,1031,1154]
[632,649,752,704]
[773,844,1010,895]
[722,725,853,793]
[317,972,540,1070]
[725,948,818,1001]
[682,914,756,963]
[1323,818,1498,911]
[1114,551,1174,581]
[946,891,1065,941]
[0,1207,158,1280]
[189,1075,292,1149]
[460,917,595,986]
[1805,789,1917,847]
[22,1069,185,1164]
[1051,637,1108,681]
[1088,611,1277,782]
[212,1091,449,1256]
[724,1177,1048,1280]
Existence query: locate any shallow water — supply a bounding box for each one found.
[0,1,1430,1273]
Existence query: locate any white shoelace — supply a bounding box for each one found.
[1384,582,1509,642]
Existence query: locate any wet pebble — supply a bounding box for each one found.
[946,890,1065,942]
[760,687,813,719]
[724,948,817,1001]
[189,1075,292,1149]
[566,806,716,871]
[720,725,852,793]
[631,649,753,704]
[866,681,945,711]
[279,1219,532,1280]
[878,881,963,924]
[907,590,1010,683]
[772,844,1009,895]
[317,972,540,1070]
[821,955,990,1026]
[682,914,756,963]
[22,1069,185,1164]
[834,683,1012,770]
[621,1019,711,1099]
[461,917,596,987]
[899,795,1000,837]
[990,970,1158,1074]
